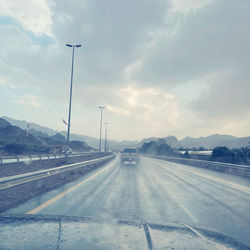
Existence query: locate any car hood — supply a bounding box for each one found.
[0,214,248,250]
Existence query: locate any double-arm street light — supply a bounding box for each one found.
[65,43,82,147]
[98,106,105,152]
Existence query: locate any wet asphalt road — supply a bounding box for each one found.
[5,155,250,246]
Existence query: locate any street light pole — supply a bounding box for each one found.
[104,122,109,152]
[65,43,81,148]
[98,106,105,152]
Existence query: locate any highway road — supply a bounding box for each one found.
[5,155,250,247]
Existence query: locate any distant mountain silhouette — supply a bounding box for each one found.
[2,116,139,150]
[0,118,92,154]
[140,134,250,149]
[2,116,58,136]
[180,134,250,149]
[2,116,249,150]
[0,118,39,145]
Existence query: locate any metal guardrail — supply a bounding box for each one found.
[0,154,115,190]
[0,152,96,164]
[145,154,250,178]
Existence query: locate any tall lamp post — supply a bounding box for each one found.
[98,106,105,152]
[104,122,110,152]
[65,43,82,148]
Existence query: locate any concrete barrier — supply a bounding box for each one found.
[145,155,250,178]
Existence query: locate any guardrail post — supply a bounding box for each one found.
[39,155,42,160]
[54,154,56,159]
[47,154,50,159]
[29,155,32,161]
[0,156,2,164]
[16,155,19,162]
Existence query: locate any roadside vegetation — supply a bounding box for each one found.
[211,146,250,165]
[139,139,250,166]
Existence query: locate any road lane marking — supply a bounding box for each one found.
[145,158,198,224]
[155,158,250,195]
[26,157,118,214]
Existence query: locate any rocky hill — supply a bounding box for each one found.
[2,116,58,136]
[0,118,91,155]
[0,118,39,145]
[69,140,92,151]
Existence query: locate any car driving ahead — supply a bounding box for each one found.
[120,148,140,166]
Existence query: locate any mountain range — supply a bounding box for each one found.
[2,116,250,149]
[180,134,250,149]
[2,116,137,150]
[0,118,91,154]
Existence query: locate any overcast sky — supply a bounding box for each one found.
[0,0,249,141]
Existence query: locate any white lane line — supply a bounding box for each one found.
[142,158,198,224]
[26,157,118,214]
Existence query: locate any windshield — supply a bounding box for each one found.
[0,0,250,249]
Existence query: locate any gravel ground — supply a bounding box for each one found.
[0,153,114,213]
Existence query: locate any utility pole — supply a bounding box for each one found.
[98,106,105,152]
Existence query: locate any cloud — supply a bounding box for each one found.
[0,78,17,89]
[170,0,215,14]
[15,94,43,108]
[106,105,130,116]
[128,0,250,131]
[10,84,17,89]
[0,24,70,104]
[192,67,250,119]
[0,0,54,37]
[133,0,250,86]
[0,0,249,140]
[51,0,170,86]
[103,85,180,139]
[0,79,6,86]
